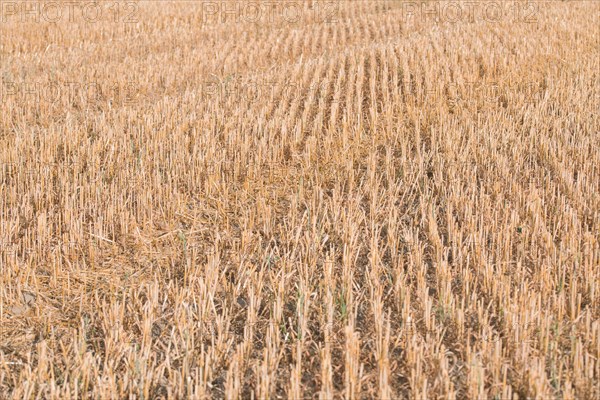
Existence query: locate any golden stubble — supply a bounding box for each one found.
[1,1,599,399]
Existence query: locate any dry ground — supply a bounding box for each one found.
[1,1,599,399]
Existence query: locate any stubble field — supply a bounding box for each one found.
[1,1,599,399]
